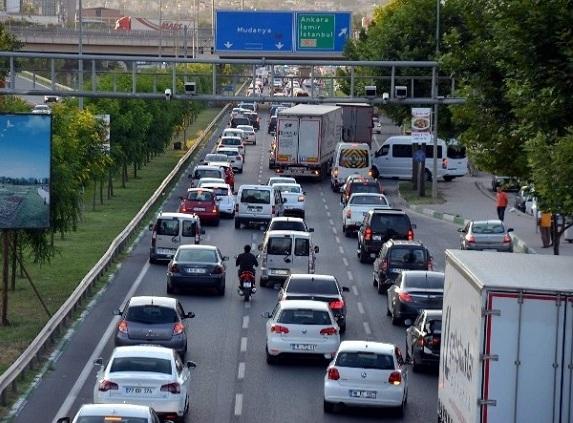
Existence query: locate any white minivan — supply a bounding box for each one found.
[235,184,285,229]
[149,212,204,263]
[258,230,318,287]
[371,135,450,181]
[330,142,372,192]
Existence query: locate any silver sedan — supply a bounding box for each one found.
[458,219,514,252]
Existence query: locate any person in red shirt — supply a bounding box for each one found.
[496,186,509,221]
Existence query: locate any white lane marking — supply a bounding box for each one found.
[342,257,349,267]
[320,191,324,196]
[357,302,365,314]
[324,204,329,211]
[242,315,250,329]
[322,198,327,203]
[352,286,359,296]
[240,336,248,352]
[363,321,372,335]
[338,246,344,254]
[328,219,334,226]
[234,393,243,416]
[52,262,151,422]
[335,235,341,244]
[244,301,251,309]
[326,210,331,217]
[347,271,354,281]
[237,362,246,380]
[331,227,337,235]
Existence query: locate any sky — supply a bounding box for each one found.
[0,114,51,180]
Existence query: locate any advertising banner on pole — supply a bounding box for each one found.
[411,107,432,143]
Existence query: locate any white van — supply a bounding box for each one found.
[330,142,372,191]
[258,230,318,287]
[189,165,225,188]
[235,184,284,229]
[446,139,468,179]
[148,212,204,263]
[371,135,449,181]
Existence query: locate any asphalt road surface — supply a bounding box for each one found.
[12,107,460,423]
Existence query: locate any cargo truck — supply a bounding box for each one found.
[275,104,342,180]
[336,102,374,146]
[438,249,573,423]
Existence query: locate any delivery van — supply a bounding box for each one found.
[149,212,204,263]
[330,142,371,191]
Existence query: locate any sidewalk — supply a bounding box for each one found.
[398,172,573,256]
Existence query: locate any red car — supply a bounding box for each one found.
[179,188,220,226]
[208,162,235,192]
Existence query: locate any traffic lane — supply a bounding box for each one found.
[14,74,52,105]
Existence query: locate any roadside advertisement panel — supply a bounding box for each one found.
[411,107,432,143]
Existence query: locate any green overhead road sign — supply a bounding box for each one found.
[297,13,335,50]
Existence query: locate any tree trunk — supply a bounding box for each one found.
[2,231,10,326]
[108,168,114,199]
[100,176,104,205]
[92,177,97,211]
[10,232,17,291]
[552,220,561,255]
[133,161,137,179]
[121,162,127,188]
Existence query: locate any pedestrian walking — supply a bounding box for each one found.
[539,211,553,248]
[495,186,509,221]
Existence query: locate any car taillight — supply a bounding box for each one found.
[320,327,338,336]
[388,371,402,385]
[407,229,414,240]
[212,206,218,213]
[327,367,340,380]
[117,320,128,334]
[329,300,345,310]
[398,290,412,303]
[271,324,289,334]
[212,265,224,274]
[466,235,476,243]
[298,195,305,202]
[442,158,448,169]
[173,322,185,335]
[364,226,372,241]
[160,382,181,394]
[346,209,351,219]
[503,234,511,243]
[169,263,179,273]
[98,380,119,392]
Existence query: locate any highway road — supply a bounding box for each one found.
[12,108,460,423]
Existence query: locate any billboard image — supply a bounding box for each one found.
[0,114,51,229]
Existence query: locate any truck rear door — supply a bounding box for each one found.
[297,118,320,165]
[277,118,299,165]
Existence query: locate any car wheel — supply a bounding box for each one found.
[235,218,241,229]
[359,245,369,263]
[377,279,387,295]
[412,356,422,373]
[167,281,176,295]
[260,278,268,288]
[443,175,454,182]
[216,282,225,296]
[323,400,335,414]
[266,347,277,365]
[338,322,346,334]
[149,257,157,264]
[391,309,401,326]
[396,396,406,417]
[425,169,432,182]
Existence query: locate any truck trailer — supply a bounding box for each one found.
[275,104,342,180]
[336,102,374,146]
[438,249,573,423]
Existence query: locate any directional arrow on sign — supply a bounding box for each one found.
[276,42,284,49]
[224,41,233,48]
[338,28,348,37]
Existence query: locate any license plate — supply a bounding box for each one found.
[125,386,153,395]
[349,390,376,399]
[290,168,305,173]
[157,248,176,255]
[271,269,289,275]
[186,268,206,274]
[194,207,205,211]
[291,344,316,351]
[373,235,382,241]
[248,206,262,212]
[242,282,252,288]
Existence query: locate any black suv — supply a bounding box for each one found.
[373,240,433,293]
[357,209,415,263]
[230,116,251,128]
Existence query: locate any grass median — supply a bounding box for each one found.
[398,181,446,205]
[0,108,221,381]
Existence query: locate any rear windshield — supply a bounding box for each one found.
[350,195,388,206]
[205,187,228,197]
[195,169,221,179]
[389,247,427,265]
[269,221,306,232]
[405,274,444,290]
[205,154,228,162]
[267,237,292,255]
[232,118,250,126]
[77,418,148,423]
[472,222,505,234]
[110,357,172,374]
[427,319,442,333]
[125,305,178,324]
[156,219,179,236]
[221,138,242,146]
[370,214,411,234]
[219,150,239,157]
[187,191,214,202]
[447,145,467,159]
[294,238,309,256]
[176,248,218,263]
[286,278,339,295]
[182,220,197,237]
[278,309,332,325]
[339,149,369,168]
[350,183,380,194]
[241,189,271,204]
[335,352,395,370]
[274,185,302,193]
[239,104,255,111]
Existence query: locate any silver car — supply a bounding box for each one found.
[458,219,514,252]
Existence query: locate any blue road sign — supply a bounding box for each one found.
[215,11,293,53]
[295,12,351,52]
[414,148,427,163]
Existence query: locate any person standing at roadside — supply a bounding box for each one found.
[539,211,553,248]
[495,186,509,221]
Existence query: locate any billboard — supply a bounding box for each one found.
[0,114,51,229]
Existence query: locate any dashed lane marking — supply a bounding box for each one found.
[237,362,246,380]
[338,246,344,254]
[326,210,331,217]
[342,257,349,267]
[331,227,337,235]
[352,286,359,296]
[240,336,248,352]
[244,301,251,309]
[357,302,365,314]
[324,204,329,211]
[363,321,372,335]
[234,393,243,416]
[242,315,250,329]
[347,271,354,281]
[335,235,340,244]
[328,219,334,226]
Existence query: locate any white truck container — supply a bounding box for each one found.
[336,102,374,146]
[275,104,342,180]
[438,250,573,423]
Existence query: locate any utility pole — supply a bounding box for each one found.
[78,0,83,110]
[431,0,441,200]
[159,0,163,58]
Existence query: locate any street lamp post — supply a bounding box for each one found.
[431,0,440,200]
[78,0,83,109]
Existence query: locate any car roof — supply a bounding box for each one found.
[271,217,304,223]
[403,270,445,281]
[236,125,254,130]
[178,244,217,251]
[207,161,231,168]
[266,230,311,237]
[223,128,244,132]
[338,340,396,355]
[278,299,330,311]
[187,187,214,193]
[239,184,272,190]
[470,219,504,225]
[194,165,222,171]
[272,183,301,188]
[157,212,199,220]
[111,345,174,359]
[288,273,336,281]
[201,183,230,189]
[77,403,152,418]
[370,208,407,215]
[128,296,177,308]
[217,147,240,152]
[221,136,243,140]
[386,240,424,247]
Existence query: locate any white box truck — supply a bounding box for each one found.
[275,104,342,180]
[438,249,573,423]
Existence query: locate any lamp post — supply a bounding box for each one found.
[78,0,83,109]
[431,0,440,200]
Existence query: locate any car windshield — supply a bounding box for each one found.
[219,150,238,157]
[205,154,228,162]
[195,169,221,179]
[241,189,270,204]
[176,248,218,263]
[204,186,228,197]
[335,352,395,370]
[274,185,301,193]
[237,126,254,133]
[389,248,426,265]
[351,183,380,194]
[156,219,179,236]
[277,309,332,325]
[286,278,339,295]
[126,305,178,324]
[472,222,505,234]
[77,418,148,423]
[186,191,214,202]
[222,138,241,146]
[350,195,388,206]
[267,237,292,255]
[370,214,410,234]
[110,357,172,374]
[405,273,444,290]
[269,221,306,232]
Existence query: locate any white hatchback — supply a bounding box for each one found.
[273,183,305,218]
[93,345,196,421]
[267,176,297,186]
[200,182,236,217]
[218,136,245,157]
[265,300,340,364]
[216,146,244,173]
[323,341,408,416]
[236,124,256,145]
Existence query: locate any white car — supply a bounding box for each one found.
[236,124,256,145]
[56,403,163,423]
[216,146,244,173]
[265,300,340,364]
[202,153,229,165]
[324,341,408,416]
[32,104,51,114]
[342,193,391,236]
[267,176,297,186]
[218,136,245,157]
[222,127,246,142]
[93,345,196,420]
[200,182,236,217]
[231,107,250,119]
[273,183,305,218]
[197,177,226,188]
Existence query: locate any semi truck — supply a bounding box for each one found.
[438,249,573,423]
[275,104,342,180]
[336,102,374,145]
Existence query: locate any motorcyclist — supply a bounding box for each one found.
[236,244,258,289]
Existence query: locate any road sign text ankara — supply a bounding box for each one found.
[297,14,335,50]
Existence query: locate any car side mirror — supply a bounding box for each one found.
[342,286,350,292]
[93,358,103,367]
[186,361,197,369]
[507,228,514,232]
[201,229,206,234]
[308,228,314,233]
[112,309,121,316]
[56,418,71,423]
[314,245,320,253]
[186,312,196,319]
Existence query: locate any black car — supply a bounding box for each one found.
[405,309,442,371]
[278,274,350,333]
[244,111,260,130]
[230,116,251,128]
[357,209,416,263]
[491,175,521,192]
[373,240,433,294]
[387,271,444,325]
[268,115,277,134]
[113,296,195,358]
